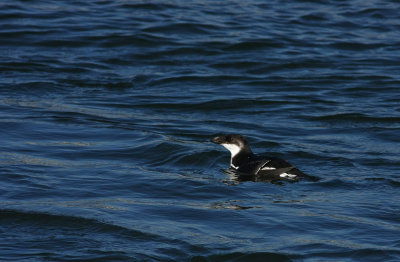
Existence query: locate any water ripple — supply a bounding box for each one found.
[1,0,400,260]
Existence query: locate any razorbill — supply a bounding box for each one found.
[211,134,317,182]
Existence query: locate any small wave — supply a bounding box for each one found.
[311,178,359,190]
[310,113,400,123]
[191,251,291,262]
[364,177,400,188]
[143,22,220,35]
[120,2,177,11]
[96,33,175,48]
[329,41,387,51]
[301,13,328,22]
[342,7,398,19]
[0,208,207,261]
[224,39,284,51]
[135,98,290,111]
[0,209,150,238]
[135,46,222,60]
[143,74,247,87]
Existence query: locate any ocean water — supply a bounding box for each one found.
[1,0,400,261]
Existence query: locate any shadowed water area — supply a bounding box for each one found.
[1,0,400,261]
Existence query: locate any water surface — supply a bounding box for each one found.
[1,0,400,261]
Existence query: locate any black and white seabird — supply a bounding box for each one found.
[211,134,317,182]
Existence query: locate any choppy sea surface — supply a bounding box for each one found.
[1,1,400,261]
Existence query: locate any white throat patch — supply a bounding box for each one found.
[221,143,241,158]
[221,143,242,169]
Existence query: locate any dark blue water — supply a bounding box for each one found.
[1,0,400,261]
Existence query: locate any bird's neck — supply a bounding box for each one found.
[231,148,254,169]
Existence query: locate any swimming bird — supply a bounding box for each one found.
[211,134,317,182]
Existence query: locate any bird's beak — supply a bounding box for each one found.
[211,136,224,144]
